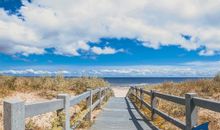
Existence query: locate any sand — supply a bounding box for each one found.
[111,87,130,97]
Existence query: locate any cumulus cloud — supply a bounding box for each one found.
[84,65,218,77]
[85,60,220,77]
[0,69,70,75]
[1,61,220,77]
[91,46,123,55]
[0,0,220,56]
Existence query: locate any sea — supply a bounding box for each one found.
[102,77,210,86]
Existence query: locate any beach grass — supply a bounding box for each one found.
[0,75,110,130]
[137,76,220,130]
[0,75,108,98]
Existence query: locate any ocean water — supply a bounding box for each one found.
[103,77,210,86]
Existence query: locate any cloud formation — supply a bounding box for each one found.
[0,69,70,75]
[0,0,220,56]
[91,46,123,55]
[1,61,220,77]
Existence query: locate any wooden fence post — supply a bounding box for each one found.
[86,89,93,122]
[185,93,198,130]
[57,94,70,130]
[98,88,102,108]
[3,99,25,130]
[135,86,138,102]
[104,88,107,101]
[140,88,143,109]
[150,90,157,120]
[130,86,132,95]
[126,87,131,97]
[131,86,134,95]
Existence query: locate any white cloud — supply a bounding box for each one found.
[1,61,220,77]
[86,65,217,77]
[0,0,220,56]
[0,69,70,75]
[91,46,123,55]
[199,50,216,56]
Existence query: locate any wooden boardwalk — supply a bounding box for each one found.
[90,97,157,130]
[4,87,220,130]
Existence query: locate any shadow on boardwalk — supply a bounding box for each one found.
[90,97,159,130]
[126,97,159,130]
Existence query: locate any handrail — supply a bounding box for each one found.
[129,86,220,130]
[193,97,220,112]
[142,89,151,96]
[25,99,63,117]
[154,91,185,105]
[3,87,110,130]
[70,91,90,106]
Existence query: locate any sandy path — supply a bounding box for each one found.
[111,87,130,97]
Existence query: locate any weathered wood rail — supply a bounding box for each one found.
[129,86,220,130]
[3,87,110,130]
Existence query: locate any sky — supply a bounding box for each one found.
[0,0,220,77]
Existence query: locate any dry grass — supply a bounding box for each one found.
[0,75,110,130]
[214,72,220,82]
[137,78,220,130]
[0,75,108,98]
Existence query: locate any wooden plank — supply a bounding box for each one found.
[193,97,220,112]
[154,92,185,105]
[154,108,185,129]
[70,88,107,107]
[70,91,90,106]
[142,90,151,96]
[140,88,143,108]
[134,94,151,110]
[57,94,70,130]
[92,99,100,110]
[185,93,198,130]
[98,88,102,108]
[93,88,100,95]
[3,100,25,130]
[150,90,157,120]
[86,89,93,121]
[92,96,105,110]
[25,99,63,117]
[90,97,153,130]
[141,99,151,110]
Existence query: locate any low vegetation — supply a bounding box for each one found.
[214,72,220,82]
[0,75,110,130]
[130,73,220,130]
[133,75,220,130]
[0,75,108,98]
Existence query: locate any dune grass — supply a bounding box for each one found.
[0,75,109,99]
[129,74,220,130]
[137,77,220,130]
[0,75,111,130]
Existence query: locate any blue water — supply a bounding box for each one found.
[103,77,210,86]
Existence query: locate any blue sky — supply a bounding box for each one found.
[0,0,220,77]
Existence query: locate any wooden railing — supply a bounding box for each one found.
[128,87,220,130]
[3,87,110,130]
